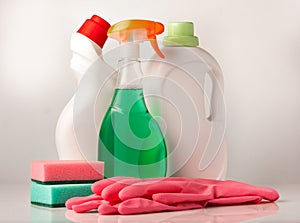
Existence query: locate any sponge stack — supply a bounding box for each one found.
[30,160,104,207]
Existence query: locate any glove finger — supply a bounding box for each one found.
[250,185,279,201]
[118,198,204,215]
[72,200,106,213]
[91,176,135,195]
[98,203,119,215]
[152,192,213,205]
[207,195,262,206]
[65,194,102,210]
[215,181,279,201]
[101,178,144,202]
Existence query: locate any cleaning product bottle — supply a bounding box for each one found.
[144,22,227,179]
[98,20,167,178]
[56,15,113,160]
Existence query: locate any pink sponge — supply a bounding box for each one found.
[31,160,104,184]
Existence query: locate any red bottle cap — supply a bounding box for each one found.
[77,15,111,48]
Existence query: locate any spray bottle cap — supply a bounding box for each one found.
[77,15,111,48]
[107,19,165,58]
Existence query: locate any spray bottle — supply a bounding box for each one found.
[98,20,167,178]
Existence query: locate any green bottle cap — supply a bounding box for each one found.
[163,22,199,47]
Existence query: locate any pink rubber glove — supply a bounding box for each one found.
[118,179,279,204]
[68,196,276,215]
[98,198,204,215]
[92,177,216,203]
[67,177,208,214]
[91,177,278,204]
[66,196,204,215]
[66,177,279,215]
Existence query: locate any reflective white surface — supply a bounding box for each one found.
[2,183,299,222]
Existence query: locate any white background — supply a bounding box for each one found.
[0,0,300,184]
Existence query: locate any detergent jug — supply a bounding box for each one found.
[56,15,116,161]
[143,22,227,179]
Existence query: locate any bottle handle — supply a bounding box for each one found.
[202,52,224,122]
[198,50,226,173]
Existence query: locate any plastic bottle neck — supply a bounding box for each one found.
[116,58,143,89]
[70,33,103,83]
[111,58,147,112]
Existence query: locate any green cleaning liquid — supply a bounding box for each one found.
[98,88,167,178]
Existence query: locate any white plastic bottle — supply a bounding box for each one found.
[143,22,227,179]
[56,15,114,160]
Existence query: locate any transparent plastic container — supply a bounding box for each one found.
[98,20,167,178]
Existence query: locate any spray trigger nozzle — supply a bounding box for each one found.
[107,20,165,58]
